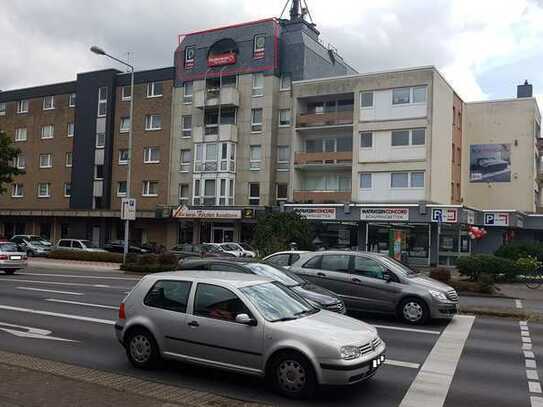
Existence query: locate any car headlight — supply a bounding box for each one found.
[429,289,448,302]
[340,345,361,360]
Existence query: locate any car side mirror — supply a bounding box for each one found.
[235,313,257,326]
[384,271,394,283]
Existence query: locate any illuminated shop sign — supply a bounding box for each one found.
[431,208,458,223]
[294,207,337,220]
[208,52,237,67]
[360,208,409,222]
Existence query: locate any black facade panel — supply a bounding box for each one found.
[0,81,76,103]
[70,69,118,209]
[116,66,175,87]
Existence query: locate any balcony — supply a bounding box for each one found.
[294,151,352,170]
[296,111,353,128]
[194,87,240,109]
[293,191,351,203]
[193,124,238,143]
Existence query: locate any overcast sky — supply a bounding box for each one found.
[2,0,543,106]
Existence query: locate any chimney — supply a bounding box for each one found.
[517,80,533,98]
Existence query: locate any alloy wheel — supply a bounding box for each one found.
[277,359,306,393]
[130,334,152,364]
[403,301,424,322]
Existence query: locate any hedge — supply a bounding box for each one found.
[495,241,543,261]
[120,263,177,273]
[456,254,517,282]
[48,249,123,263]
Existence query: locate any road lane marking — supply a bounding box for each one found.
[531,396,543,407]
[384,359,420,369]
[399,315,475,407]
[526,351,536,359]
[45,299,118,310]
[0,278,129,290]
[17,287,83,296]
[521,321,528,326]
[522,326,530,331]
[373,324,440,335]
[0,304,115,325]
[528,370,540,381]
[530,382,543,393]
[0,322,77,342]
[524,337,533,343]
[523,331,531,337]
[20,272,139,281]
[516,299,524,309]
[525,344,534,350]
[527,359,537,369]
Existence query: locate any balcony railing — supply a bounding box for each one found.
[194,87,240,109]
[296,111,353,128]
[294,151,352,167]
[293,191,351,203]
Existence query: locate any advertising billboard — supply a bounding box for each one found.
[470,144,511,183]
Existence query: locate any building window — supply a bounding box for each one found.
[451,143,455,163]
[43,96,55,110]
[180,149,191,172]
[41,125,54,140]
[194,142,235,172]
[96,132,105,148]
[38,183,50,198]
[249,145,261,170]
[15,128,27,142]
[183,81,193,103]
[95,165,104,180]
[65,152,72,167]
[360,173,372,190]
[458,112,462,129]
[67,122,74,137]
[391,172,409,188]
[15,153,25,169]
[303,175,351,192]
[249,183,260,206]
[360,132,373,148]
[119,117,130,133]
[277,145,290,172]
[412,86,427,103]
[68,93,76,107]
[280,74,291,91]
[360,91,374,108]
[252,73,264,97]
[118,149,129,165]
[97,87,107,117]
[11,183,24,198]
[452,106,456,126]
[391,129,425,146]
[203,179,216,206]
[17,100,29,114]
[392,86,427,105]
[117,181,127,197]
[411,172,425,188]
[143,147,160,164]
[39,153,52,168]
[0,103,6,115]
[142,181,159,197]
[457,147,461,166]
[145,114,161,131]
[279,109,291,127]
[64,183,71,197]
[251,108,263,132]
[121,86,131,101]
[146,81,163,98]
[276,183,288,204]
[179,183,190,204]
[412,128,425,145]
[182,115,192,138]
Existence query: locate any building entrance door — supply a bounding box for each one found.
[211,226,234,243]
[91,226,101,246]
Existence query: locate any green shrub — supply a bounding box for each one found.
[158,252,178,265]
[515,256,542,275]
[48,249,123,263]
[456,254,517,282]
[138,254,159,265]
[120,263,177,273]
[125,253,138,264]
[429,268,451,283]
[477,272,495,294]
[254,212,313,257]
[495,241,543,261]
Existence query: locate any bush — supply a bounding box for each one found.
[495,241,543,261]
[253,212,313,257]
[120,263,177,273]
[48,249,123,263]
[158,252,178,265]
[477,272,495,294]
[456,254,517,282]
[515,256,542,275]
[125,253,138,265]
[138,254,159,265]
[429,268,451,283]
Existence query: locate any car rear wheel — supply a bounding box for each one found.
[126,329,161,369]
[399,297,429,325]
[269,351,317,399]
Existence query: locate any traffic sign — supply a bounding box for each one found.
[121,198,136,220]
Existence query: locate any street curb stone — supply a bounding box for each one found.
[0,350,269,407]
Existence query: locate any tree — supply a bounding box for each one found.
[253,212,313,257]
[0,130,24,194]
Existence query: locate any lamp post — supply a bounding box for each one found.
[90,46,134,264]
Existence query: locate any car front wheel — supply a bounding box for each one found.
[269,351,317,399]
[126,329,161,369]
[399,297,429,325]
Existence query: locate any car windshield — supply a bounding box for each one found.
[245,263,305,287]
[28,236,50,246]
[0,243,20,252]
[241,282,319,322]
[380,256,418,276]
[221,243,240,251]
[81,240,98,249]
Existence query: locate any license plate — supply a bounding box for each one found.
[10,256,21,260]
[372,354,386,368]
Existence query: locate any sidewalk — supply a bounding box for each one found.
[28,257,121,271]
[0,350,266,407]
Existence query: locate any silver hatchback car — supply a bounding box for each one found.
[115,271,386,399]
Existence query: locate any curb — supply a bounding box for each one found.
[459,292,517,300]
[0,350,268,407]
[28,258,121,270]
[459,306,543,321]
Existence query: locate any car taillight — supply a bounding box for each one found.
[119,303,126,320]
[0,255,8,260]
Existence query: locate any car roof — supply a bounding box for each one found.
[146,270,273,288]
[300,250,387,258]
[264,250,308,257]
[182,258,256,266]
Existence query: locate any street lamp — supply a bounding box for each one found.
[90,45,135,264]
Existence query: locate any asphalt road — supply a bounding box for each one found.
[0,265,539,407]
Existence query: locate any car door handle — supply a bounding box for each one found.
[317,272,326,277]
[188,321,199,327]
[352,278,362,284]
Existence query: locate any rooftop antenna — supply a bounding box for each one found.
[280,0,314,24]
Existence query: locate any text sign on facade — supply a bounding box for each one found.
[121,198,136,221]
[431,208,458,223]
[484,212,510,227]
[463,209,476,225]
[208,53,237,67]
[360,208,409,222]
[173,206,241,219]
[294,207,337,220]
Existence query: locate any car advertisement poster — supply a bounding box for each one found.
[470,144,511,183]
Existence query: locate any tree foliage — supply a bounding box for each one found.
[253,212,313,257]
[0,130,24,193]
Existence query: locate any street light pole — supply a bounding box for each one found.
[90,46,134,264]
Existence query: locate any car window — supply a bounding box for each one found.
[245,263,304,286]
[58,240,70,248]
[11,237,22,243]
[194,283,252,322]
[208,263,246,273]
[267,254,290,267]
[290,254,301,265]
[82,240,98,248]
[179,262,208,270]
[72,241,83,249]
[321,255,350,273]
[144,280,192,313]
[0,243,19,252]
[303,255,322,269]
[353,256,386,279]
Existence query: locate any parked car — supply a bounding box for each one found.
[56,239,108,253]
[103,240,150,254]
[471,157,509,173]
[205,243,256,257]
[115,271,385,398]
[289,251,458,324]
[263,250,309,268]
[10,235,53,257]
[178,259,346,313]
[170,243,236,260]
[0,241,27,274]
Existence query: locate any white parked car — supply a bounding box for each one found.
[56,239,108,253]
[206,243,256,258]
[0,241,27,274]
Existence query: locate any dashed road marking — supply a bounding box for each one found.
[527,359,537,369]
[528,370,540,381]
[525,344,534,350]
[0,304,115,325]
[523,337,533,343]
[530,382,543,394]
[0,278,129,290]
[45,299,119,310]
[532,396,543,407]
[516,299,524,309]
[373,324,440,335]
[384,359,420,369]
[17,287,83,296]
[523,331,531,337]
[20,272,139,281]
[526,351,536,359]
